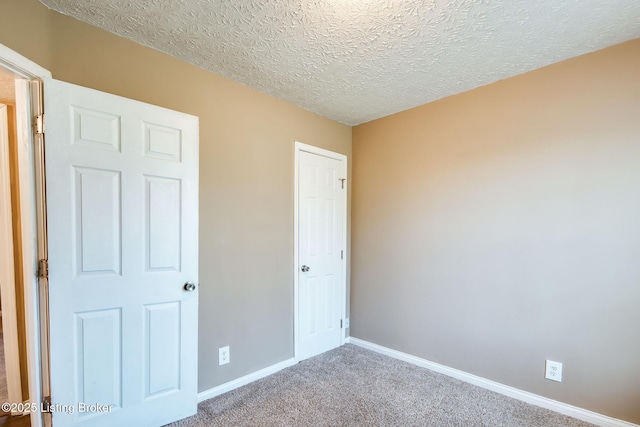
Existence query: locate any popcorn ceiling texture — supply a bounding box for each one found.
[39,0,640,125]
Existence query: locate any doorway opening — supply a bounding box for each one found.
[0,66,28,425]
[0,43,52,427]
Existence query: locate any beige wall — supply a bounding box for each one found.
[0,0,351,392]
[352,39,640,424]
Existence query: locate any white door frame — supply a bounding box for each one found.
[293,141,347,362]
[0,42,52,427]
[0,102,23,406]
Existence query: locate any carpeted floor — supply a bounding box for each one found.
[170,344,594,427]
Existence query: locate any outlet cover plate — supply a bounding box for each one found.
[219,346,230,366]
[545,360,562,382]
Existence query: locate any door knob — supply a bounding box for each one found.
[301,265,310,273]
[184,281,197,292]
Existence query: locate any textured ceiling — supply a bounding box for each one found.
[39,0,640,125]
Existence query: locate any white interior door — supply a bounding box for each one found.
[297,144,346,361]
[44,79,198,427]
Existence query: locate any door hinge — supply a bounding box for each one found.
[340,319,343,328]
[42,395,51,411]
[341,250,344,260]
[339,178,346,189]
[34,114,45,135]
[38,259,49,279]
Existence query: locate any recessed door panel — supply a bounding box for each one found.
[325,168,336,189]
[325,199,335,256]
[307,197,318,257]
[74,167,121,276]
[145,302,181,398]
[72,106,121,152]
[307,277,317,336]
[324,274,335,330]
[144,122,182,162]
[74,309,122,411]
[145,176,181,272]
[307,164,318,186]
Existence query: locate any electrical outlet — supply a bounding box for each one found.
[344,318,350,328]
[545,360,562,382]
[219,346,230,366]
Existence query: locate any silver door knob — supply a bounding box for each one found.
[301,265,310,273]
[184,282,197,292]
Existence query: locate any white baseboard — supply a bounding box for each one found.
[197,358,296,403]
[347,337,638,427]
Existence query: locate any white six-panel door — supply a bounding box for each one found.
[297,144,346,361]
[44,79,198,427]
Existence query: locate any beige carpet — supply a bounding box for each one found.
[170,344,594,427]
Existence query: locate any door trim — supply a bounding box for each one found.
[0,42,52,427]
[0,44,51,80]
[293,141,347,362]
[0,103,23,406]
